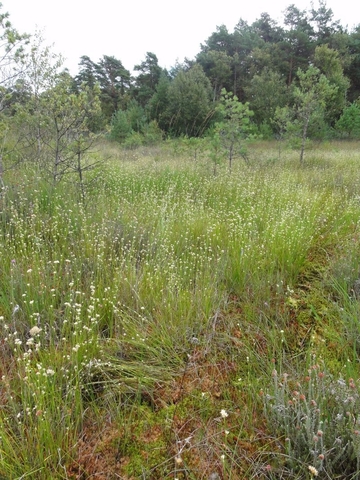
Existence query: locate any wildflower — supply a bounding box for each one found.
[220,409,228,419]
[29,326,42,336]
[308,465,318,477]
[14,338,22,345]
[46,369,55,376]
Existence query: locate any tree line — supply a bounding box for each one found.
[1,0,360,186]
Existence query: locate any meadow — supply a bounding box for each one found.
[1,140,360,479]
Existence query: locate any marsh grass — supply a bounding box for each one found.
[0,141,360,478]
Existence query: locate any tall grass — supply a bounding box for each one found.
[0,142,360,478]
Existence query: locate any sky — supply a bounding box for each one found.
[3,0,359,75]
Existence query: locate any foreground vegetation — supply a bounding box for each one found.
[0,140,359,478]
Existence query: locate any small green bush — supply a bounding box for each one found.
[122,131,143,149]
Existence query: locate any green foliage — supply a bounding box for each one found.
[208,132,225,174]
[290,66,338,162]
[143,120,164,145]
[214,88,255,169]
[282,4,316,83]
[110,106,163,147]
[11,62,102,190]
[148,72,171,132]
[109,100,149,146]
[346,25,360,101]
[122,131,143,149]
[0,4,29,77]
[310,0,342,44]
[133,52,164,107]
[335,101,360,138]
[109,109,131,142]
[245,68,289,128]
[196,49,233,101]
[314,44,350,124]
[75,54,131,123]
[166,64,214,137]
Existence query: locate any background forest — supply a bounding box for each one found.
[1,0,360,159]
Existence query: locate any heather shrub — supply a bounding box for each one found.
[263,362,360,478]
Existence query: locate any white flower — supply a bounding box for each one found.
[220,409,229,419]
[46,369,55,376]
[308,465,318,477]
[29,326,42,337]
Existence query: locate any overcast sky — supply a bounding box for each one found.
[3,0,359,75]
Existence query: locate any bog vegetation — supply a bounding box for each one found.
[1,2,360,479]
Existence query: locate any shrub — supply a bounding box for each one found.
[263,362,360,478]
[122,131,143,150]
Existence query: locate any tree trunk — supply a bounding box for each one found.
[0,155,4,188]
[300,113,310,164]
